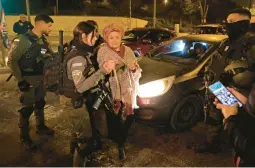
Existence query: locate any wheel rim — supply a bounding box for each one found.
[177,101,196,127]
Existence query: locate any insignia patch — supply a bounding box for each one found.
[72,70,82,84]
[72,63,83,68]
[14,39,20,42]
[9,42,18,55]
[41,48,47,54]
[224,46,229,51]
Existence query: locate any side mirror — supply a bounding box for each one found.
[142,39,152,44]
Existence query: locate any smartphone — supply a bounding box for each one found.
[208,81,242,107]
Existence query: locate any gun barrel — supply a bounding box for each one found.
[59,30,64,45]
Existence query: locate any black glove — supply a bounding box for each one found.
[18,80,30,92]
[71,94,84,109]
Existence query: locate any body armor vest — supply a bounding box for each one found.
[18,33,49,76]
[208,33,255,90]
[59,47,96,98]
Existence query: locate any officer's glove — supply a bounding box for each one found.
[18,80,30,92]
[71,94,84,109]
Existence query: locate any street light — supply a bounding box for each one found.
[25,0,31,22]
[164,0,168,5]
[56,0,59,15]
[153,0,156,28]
[129,0,132,29]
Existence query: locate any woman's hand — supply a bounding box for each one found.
[101,60,116,74]
[213,98,239,119]
[127,61,137,71]
[227,87,247,105]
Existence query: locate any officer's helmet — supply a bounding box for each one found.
[224,61,255,88]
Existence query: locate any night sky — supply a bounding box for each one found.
[1,0,255,15]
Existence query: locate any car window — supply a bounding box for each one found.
[152,39,212,60]
[192,27,217,34]
[159,31,172,41]
[123,30,149,42]
[217,26,226,34]
[143,30,171,43]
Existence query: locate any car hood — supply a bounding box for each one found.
[138,56,188,84]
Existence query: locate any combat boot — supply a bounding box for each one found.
[20,127,37,152]
[118,146,127,161]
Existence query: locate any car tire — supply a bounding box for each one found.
[170,94,202,132]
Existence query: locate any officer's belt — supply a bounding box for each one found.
[225,67,248,76]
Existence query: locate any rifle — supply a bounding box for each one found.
[58,30,64,93]
[92,80,114,113]
[88,79,114,140]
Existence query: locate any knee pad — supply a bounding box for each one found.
[18,107,34,118]
[34,99,46,109]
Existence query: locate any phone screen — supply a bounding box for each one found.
[209,81,242,107]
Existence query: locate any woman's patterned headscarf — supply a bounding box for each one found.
[102,23,124,42]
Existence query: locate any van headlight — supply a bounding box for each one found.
[138,76,175,98]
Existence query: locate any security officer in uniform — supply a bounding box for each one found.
[65,21,115,166]
[7,15,55,151]
[194,8,255,153]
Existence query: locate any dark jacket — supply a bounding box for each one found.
[224,84,255,166]
[13,20,34,35]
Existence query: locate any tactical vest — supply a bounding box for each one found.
[208,33,255,89]
[59,48,96,98]
[18,33,49,76]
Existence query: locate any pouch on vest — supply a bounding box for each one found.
[18,33,49,76]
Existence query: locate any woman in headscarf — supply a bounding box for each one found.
[97,23,142,161]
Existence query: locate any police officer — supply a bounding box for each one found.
[214,86,255,166]
[65,21,115,166]
[7,15,55,151]
[194,8,255,153]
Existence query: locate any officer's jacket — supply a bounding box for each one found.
[66,44,105,94]
[224,85,255,166]
[208,33,255,91]
[220,33,255,68]
[7,31,52,82]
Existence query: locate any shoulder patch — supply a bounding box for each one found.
[9,42,18,54]
[72,70,82,85]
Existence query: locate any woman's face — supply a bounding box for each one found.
[107,31,122,50]
[82,30,98,46]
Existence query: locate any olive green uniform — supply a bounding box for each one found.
[7,30,54,149]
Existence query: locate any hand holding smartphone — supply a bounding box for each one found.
[209,81,242,107]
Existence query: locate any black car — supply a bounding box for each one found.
[135,34,227,131]
[191,24,226,35]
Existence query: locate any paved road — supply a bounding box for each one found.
[0,72,233,167]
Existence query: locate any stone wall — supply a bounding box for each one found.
[5,15,148,36]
